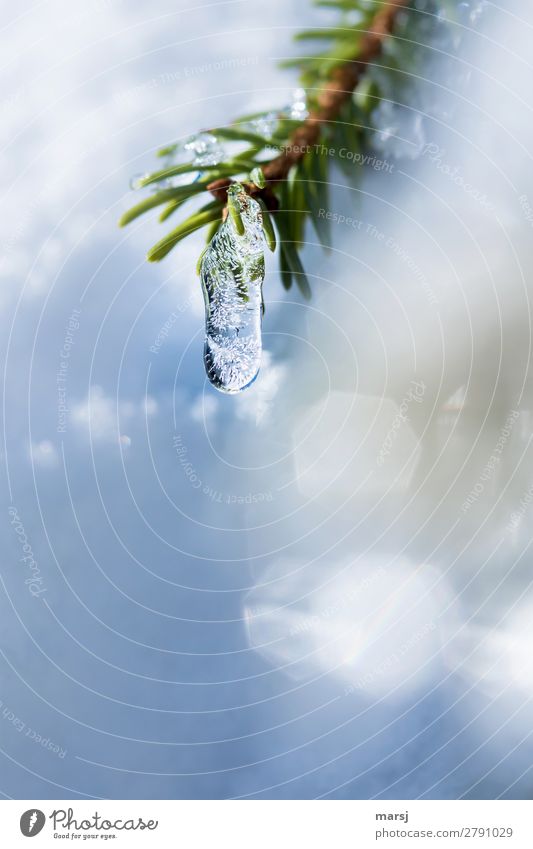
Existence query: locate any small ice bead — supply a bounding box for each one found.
[204,335,262,394]
[129,173,148,190]
[291,87,309,120]
[184,132,225,166]
[468,1,488,24]
[372,102,425,160]
[200,188,265,394]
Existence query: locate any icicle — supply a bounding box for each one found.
[199,184,265,394]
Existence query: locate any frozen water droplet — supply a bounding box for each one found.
[200,184,265,394]
[372,102,426,159]
[134,133,227,192]
[249,111,279,140]
[366,0,488,159]
[280,88,309,123]
[289,87,309,121]
[457,0,488,25]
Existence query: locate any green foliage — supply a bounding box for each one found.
[147,202,222,262]
[119,0,405,295]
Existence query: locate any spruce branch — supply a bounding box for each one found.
[119,0,411,289]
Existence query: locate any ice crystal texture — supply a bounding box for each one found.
[279,87,309,123]
[157,133,225,190]
[246,89,308,141]
[289,87,309,121]
[200,185,265,394]
[130,133,225,192]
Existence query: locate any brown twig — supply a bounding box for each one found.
[208,0,409,209]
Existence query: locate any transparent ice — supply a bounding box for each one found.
[129,172,149,191]
[372,102,426,159]
[183,132,225,168]
[248,111,279,140]
[131,133,226,192]
[289,87,309,121]
[368,0,490,160]
[200,184,265,394]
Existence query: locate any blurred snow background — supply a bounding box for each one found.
[1,0,533,799]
